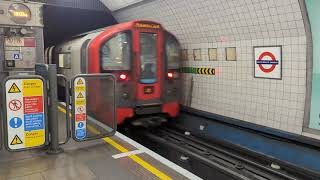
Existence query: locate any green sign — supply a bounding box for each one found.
[306,0,320,130]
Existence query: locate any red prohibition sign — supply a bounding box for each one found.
[9,99,22,111]
[258,52,277,73]
[77,106,85,113]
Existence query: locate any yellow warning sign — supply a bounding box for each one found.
[10,135,23,145]
[77,92,84,99]
[75,86,85,92]
[75,99,86,106]
[8,83,21,93]
[22,79,44,97]
[24,130,45,148]
[77,79,84,85]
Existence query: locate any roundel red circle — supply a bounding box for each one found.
[258,52,277,73]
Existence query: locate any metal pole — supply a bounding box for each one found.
[47,64,63,154]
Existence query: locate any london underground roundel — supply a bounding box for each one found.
[254,46,282,79]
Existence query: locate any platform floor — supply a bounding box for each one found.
[0,102,201,180]
[0,132,200,180]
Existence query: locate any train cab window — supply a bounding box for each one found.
[140,33,157,84]
[165,34,180,69]
[100,32,131,70]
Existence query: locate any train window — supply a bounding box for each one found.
[100,33,131,70]
[140,33,157,84]
[166,34,180,69]
[81,39,91,73]
[58,53,71,69]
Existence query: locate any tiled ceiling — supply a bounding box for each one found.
[100,0,144,11]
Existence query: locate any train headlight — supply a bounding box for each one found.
[167,72,179,79]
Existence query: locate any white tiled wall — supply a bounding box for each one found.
[113,0,307,135]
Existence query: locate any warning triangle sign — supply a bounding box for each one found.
[77,79,84,85]
[8,83,21,93]
[77,92,84,99]
[10,135,23,145]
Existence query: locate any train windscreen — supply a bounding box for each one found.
[140,33,157,84]
[100,32,131,70]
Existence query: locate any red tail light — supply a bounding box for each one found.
[167,72,174,78]
[119,73,128,80]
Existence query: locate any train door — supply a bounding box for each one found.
[133,29,163,103]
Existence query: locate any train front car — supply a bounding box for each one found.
[53,20,181,126]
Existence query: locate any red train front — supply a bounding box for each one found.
[51,20,181,125]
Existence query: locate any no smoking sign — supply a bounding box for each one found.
[254,46,282,79]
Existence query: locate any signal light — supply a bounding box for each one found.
[119,73,128,80]
[167,72,174,78]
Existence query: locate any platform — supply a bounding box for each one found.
[0,102,200,180]
[0,132,200,180]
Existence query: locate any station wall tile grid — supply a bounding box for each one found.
[114,0,307,135]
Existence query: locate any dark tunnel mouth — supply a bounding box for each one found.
[43,2,117,48]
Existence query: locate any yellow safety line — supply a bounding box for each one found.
[57,106,172,180]
[103,137,171,180]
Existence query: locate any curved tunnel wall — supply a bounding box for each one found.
[44,0,117,48]
[112,0,309,136]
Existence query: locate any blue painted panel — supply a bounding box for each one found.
[206,124,320,172]
[178,111,320,173]
[140,78,157,84]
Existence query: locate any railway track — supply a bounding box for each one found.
[122,125,318,180]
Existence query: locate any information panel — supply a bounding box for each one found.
[4,78,46,150]
[74,77,87,140]
[71,74,116,142]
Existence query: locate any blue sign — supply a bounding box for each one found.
[24,113,44,131]
[13,53,20,60]
[9,117,22,128]
[256,60,279,65]
[76,129,86,139]
[78,122,84,128]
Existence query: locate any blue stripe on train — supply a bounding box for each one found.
[140,79,156,84]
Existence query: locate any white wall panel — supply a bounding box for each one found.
[113,0,307,136]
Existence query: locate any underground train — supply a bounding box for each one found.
[46,20,181,125]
